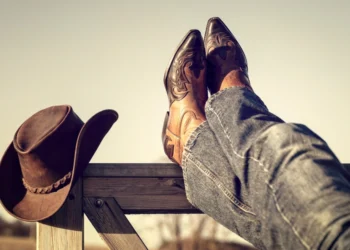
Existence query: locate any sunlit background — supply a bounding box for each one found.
[1,1,349,249]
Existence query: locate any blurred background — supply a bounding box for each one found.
[1,0,350,249]
[0,214,256,250]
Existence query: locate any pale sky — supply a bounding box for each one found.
[1,0,349,248]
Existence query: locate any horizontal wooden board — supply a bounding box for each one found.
[84,177,186,197]
[83,177,201,213]
[84,163,350,178]
[84,163,182,177]
[114,195,200,214]
[83,164,349,213]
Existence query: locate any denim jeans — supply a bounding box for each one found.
[182,86,350,250]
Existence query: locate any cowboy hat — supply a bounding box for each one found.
[0,105,118,222]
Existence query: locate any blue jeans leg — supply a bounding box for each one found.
[183,86,350,250]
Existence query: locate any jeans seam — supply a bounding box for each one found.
[207,102,311,250]
[186,154,256,216]
[207,105,269,172]
[182,121,211,208]
[182,153,195,206]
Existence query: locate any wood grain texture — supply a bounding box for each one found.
[84,177,186,196]
[84,163,182,177]
[84,197,147,250]
[83,177,200,213]
[37,178,83,250]
[114,195,199,214]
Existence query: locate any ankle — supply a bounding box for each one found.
[220,70,252,92]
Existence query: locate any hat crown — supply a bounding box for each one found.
[16,106,69,152]
[13,105,84,191]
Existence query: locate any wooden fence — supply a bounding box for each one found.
[37,163,200,250]
[36,163,350,250]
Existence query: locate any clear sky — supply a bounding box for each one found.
[1,0,349,248]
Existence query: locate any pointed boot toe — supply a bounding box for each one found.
[162,30,207,165]
[204,17,251,94]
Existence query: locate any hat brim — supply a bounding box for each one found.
[0,109,118,222]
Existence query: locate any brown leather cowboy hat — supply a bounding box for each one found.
[0,105,118,222]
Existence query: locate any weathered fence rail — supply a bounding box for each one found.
[84,163,199,214]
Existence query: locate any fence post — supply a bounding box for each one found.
[36,178,83,250]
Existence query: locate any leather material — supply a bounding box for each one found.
[164,30,207,107]
[163,30,207,165]
[15,106,83,190]
[204,17,252,94]
[0,105,118,221]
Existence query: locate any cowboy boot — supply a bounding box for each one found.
[162,30,208,166]
[204,17,253,94]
